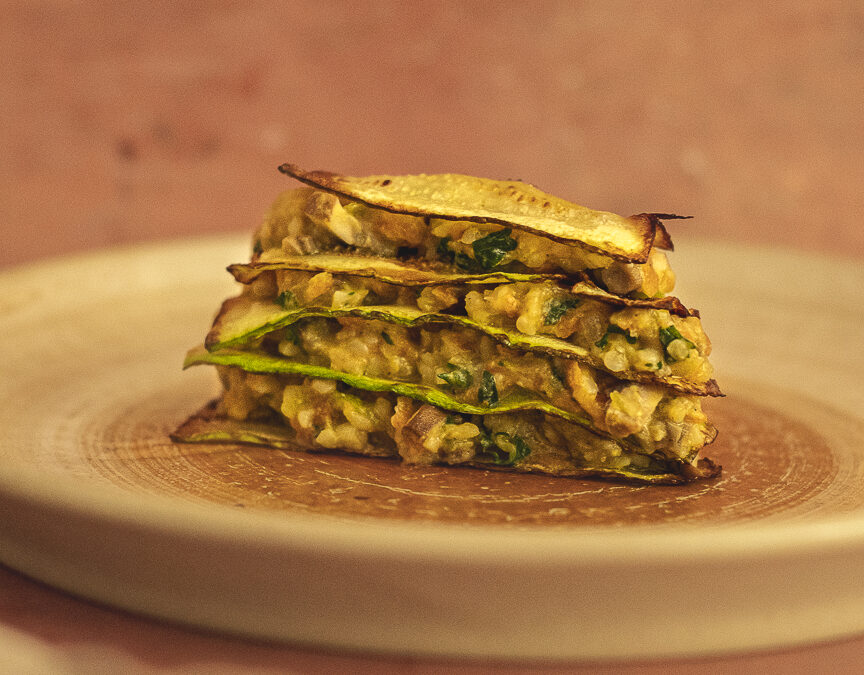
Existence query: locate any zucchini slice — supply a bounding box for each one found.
[205,295,720,397]
[279,163,677,262]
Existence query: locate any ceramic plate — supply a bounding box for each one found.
[1,236,864,661]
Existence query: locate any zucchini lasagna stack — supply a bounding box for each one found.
[174,164,721,483]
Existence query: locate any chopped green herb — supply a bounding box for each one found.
[436,236,454,262]
[477,429,495,453]
[283,324,301,345]
[453,251,479,271]
[610,325,637,342]
[658,325,693,348]
[438,231,516,271]
[252,240,263,255]
[656,361,663,370]
[437,363,473,391]
[658,325,695,361]
[478,370,499,406]
[544,298,580,325]
[506,434,532,464]
[276,290,298,310]
[595,324,637,349]
[437,236,478,271]
[381,331,394,345]
[550,362,567,385]
[471,229,518,270]
[483,432,532,466]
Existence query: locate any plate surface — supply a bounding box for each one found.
[1,236,864,660]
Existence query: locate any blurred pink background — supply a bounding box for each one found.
[3,1,863,268]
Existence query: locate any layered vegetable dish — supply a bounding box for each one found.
[173,164,722,483]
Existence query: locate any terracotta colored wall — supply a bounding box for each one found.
[2,1,863,267]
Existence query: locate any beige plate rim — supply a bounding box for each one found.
[2,235,864,660]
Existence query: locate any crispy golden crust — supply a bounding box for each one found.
[643,213,691,251]
[229,254,567,287]
[279,163,673,263]
[568,276,697,317]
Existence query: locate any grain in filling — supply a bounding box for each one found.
[252,188,675,299]
[216,366,699,475]
[236,316,715,460]
[241,268,713,386]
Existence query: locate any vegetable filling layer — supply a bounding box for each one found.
[194,312,715,460]
[175,164,721,484]
[202,366,714,482]
[232,266,715,391]
[252,188,676,298]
